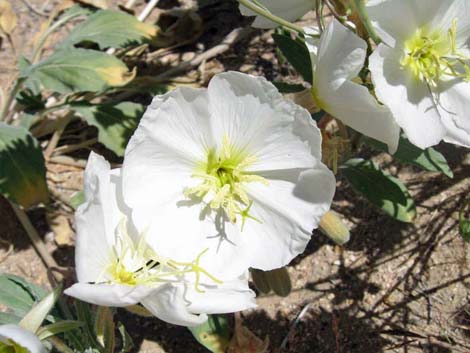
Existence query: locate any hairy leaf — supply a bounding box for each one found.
[21,48,135,94]
[73,102,144,156]
[341,158,417,223]
[272,33,312,83]
[0,123,48,208]
[61,10,159,49]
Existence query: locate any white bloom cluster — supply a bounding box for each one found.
[241,0,470,150]
[66,72,336,326]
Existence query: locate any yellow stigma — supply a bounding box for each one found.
[184,136,267,225]
[401,19,470,86]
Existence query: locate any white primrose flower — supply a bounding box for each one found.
[0,325,46,353]
[65,152,256,327]
[367,0,470,149]
[239,0,315,29]
[122,71,336,280]
[306,19,401,153]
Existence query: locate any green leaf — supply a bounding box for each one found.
[272,81,305,93]
[188,315,231,353]
[117,323,133,353]
[37,321,84,341]
[0,312,22,325]
[73,102,144,156]
[272,33,313,83]
[0,123,48,208]
[363,136,453,178]
[251,268,292,297]
[19,285,62,333]
[20,48,135,94]
[0,274,46,316]
[341,158,417,223]
[94,307,115,353]
[61,10,159,49]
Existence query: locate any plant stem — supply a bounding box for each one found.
[0,79,22,122]
[353,0,381,43]
[238,0,305,34]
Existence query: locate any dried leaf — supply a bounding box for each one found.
[0,0,16,35]
[228,316,269,353]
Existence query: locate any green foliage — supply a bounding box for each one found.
[20,48,135,94]
[73,102,144,156]
[272,33,313,84]
[60,10,159,49]
[341,158,417,223]
[0,274,47,317]
[189,315,231,353]
[0,339,30,353]
[363,136,453,178]
[0,123,48,208]
[37,321,84,341]
[0,312,22,325]
[19,285,62,333]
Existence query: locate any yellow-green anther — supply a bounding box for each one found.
[401,20,470,87]
[185,136,268,226]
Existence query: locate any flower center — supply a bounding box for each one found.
[0,340,29,353]
[401,20,470,86]
[184,136,267,225]
[99,218,222,292]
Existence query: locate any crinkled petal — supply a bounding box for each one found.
[75,153,118,283]
[64,283,154,307]
[208,72,319,171]
[437,80,470,147]
[369,44,446,149]
[0,325,46,353]
[187,273,256,314]
[366,0,453,47]
[141,284,207,327]
[244,165,335,270]
[239,0,314,29]
[313,19,400,152]
[123,87,212,232]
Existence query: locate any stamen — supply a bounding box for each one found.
[401,19,470,87]
[185,136,267,226]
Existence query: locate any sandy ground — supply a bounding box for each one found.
[1,1,469,352]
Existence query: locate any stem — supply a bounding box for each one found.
[238,0,305,34]
[0,79,23,122]
[353,0,381,43]
[31,11,85,63]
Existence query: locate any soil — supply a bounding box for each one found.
[1,1,469,353]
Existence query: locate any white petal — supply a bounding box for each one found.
[208,71,320,171]
[123,87,212,232]
[244,165,335,270]
[75,153,117,283]
[369,44,446,149]
[366,0,452,47]
[64,283,153,307]
[239,0,314,29]
[436,81,470,147]
[141,284,207,327]
[186,273,256,314]
[313,19,400,153]
[0,325,46,353]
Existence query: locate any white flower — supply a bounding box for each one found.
[306,19,400,153]
[367,0,470,149]
[0,325,46,353]
[239,0,315,28]
[122,72,336,280]
[65,152,255,327]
